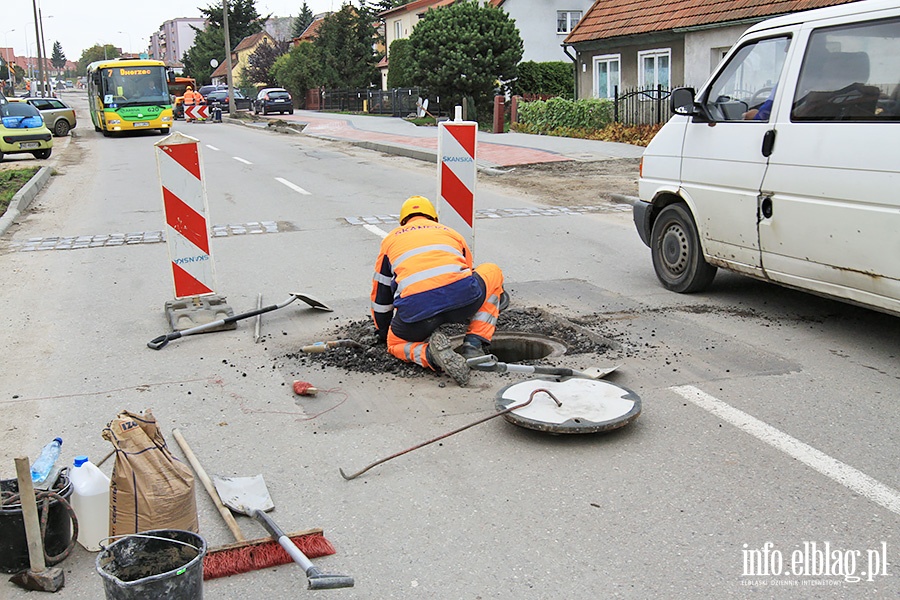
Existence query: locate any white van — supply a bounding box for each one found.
[633,0,900,317]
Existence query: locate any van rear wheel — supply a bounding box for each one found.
[650,203,717,293]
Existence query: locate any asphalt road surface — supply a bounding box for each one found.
[1,91,898,599]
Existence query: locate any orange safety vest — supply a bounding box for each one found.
[184,90,196,105]
[370,216,481,331]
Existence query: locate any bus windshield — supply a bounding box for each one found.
[101,65,169,107]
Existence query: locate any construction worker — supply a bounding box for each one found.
[183,85,197,122]
[370,196,508,386]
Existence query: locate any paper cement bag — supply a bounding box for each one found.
[102,409,198,536]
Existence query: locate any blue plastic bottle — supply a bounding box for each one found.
[30,437,63,483]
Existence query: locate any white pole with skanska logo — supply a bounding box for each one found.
[436,110,477,255]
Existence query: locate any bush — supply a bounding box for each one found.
[513,61,573,99]
[515,97,614,133]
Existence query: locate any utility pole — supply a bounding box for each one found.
[39,7,49,86]
[31,0,45,97]
[223,0,236,117]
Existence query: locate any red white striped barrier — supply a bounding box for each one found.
[155,132,217,299]
[437,120,477,252]
[184,105,209,120]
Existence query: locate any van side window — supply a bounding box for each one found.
[792,17,900,121]
[703,36,791,122]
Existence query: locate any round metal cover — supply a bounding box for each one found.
[495,378,641,434]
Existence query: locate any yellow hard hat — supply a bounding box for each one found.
[400,196,437,225]
[186,86,193,90]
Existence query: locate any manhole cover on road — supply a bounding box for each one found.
[283,308,615,379]
[496,378,641,434]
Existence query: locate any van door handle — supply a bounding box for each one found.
[762,129,776,157]
[760,196,773,219]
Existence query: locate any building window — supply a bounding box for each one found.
[593,54,620,99]
[394,20,403,40]
[557,11,582,34]
[638,48,671,89]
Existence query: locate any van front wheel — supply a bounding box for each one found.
[650,203,717,293]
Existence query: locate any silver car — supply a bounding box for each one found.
[25,97,77,137]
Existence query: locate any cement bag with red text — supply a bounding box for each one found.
[102,409,198,536]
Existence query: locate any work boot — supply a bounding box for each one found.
[458,334,486,359]
[427,330,470,386]
[498,291,510,312]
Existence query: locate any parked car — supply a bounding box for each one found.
[24,97,77,137]
[253,88,293,115]
[634,0,900,317]
[0,98,53,161]
[197,84,225,99]
[204,89,252,111]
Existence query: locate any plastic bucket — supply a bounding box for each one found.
[96,530,206,600]
[0,472,73,573]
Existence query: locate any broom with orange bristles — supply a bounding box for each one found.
[171,430,336,580]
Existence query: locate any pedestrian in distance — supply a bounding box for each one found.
[370,196,509,386]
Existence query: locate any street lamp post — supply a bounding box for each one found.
[117,31,133,55]
[3,29,14,93]
[31,0,46,97]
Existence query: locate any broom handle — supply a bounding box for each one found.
[173,429,246,543]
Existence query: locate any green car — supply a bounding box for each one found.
[0,98,53,161]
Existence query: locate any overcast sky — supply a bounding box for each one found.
[6,0,342,61]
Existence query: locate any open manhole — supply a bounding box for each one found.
[452,332,567,362]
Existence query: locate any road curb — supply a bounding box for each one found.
[0,166,52,237]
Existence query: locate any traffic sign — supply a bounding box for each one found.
[184,105,209,121]
[155,132,217,299]
[437,120,477,254]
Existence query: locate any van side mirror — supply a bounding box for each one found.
[671,87,697,115]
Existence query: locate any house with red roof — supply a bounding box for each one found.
[563,0,858,99]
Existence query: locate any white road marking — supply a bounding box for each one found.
[275,177,311,196]
[671,385,900,515]
[206,144,220,151]
[233,156,252,165]
[363,224,388,238]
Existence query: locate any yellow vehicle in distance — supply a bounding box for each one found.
[86,58,174,135]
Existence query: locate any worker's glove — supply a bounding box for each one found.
[361,332,386,346]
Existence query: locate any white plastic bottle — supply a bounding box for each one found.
[69,455,111,551]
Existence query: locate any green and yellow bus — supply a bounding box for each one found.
[86,59,174,135]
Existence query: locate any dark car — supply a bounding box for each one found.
[253,88,293,115]
[197,84,224,99]
[204,89,251,111]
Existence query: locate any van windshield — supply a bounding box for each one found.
[704,36,791,122]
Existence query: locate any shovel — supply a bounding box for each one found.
[148,293,332,350]
[465,354,619,380]
[212,474,354,590]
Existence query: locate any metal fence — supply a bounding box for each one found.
[320,87,442,117]
[614,85,673,125]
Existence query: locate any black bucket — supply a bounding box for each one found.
[96,529,206,600]
[0,471,74,573]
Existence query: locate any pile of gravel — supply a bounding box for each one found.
[284,308,613,377]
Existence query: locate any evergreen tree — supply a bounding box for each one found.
[409,1,522,120]
[315,4,378,88]
[183,0,265,85]
[51,41,67,70]
[291,3,315,38]
[386,39,414,89]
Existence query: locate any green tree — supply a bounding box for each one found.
[272,41,322,107]
[314,4,378,88]
[410,1,522,121]
[291,2,315,38]
[241,39,291,87]
[51,41,67,70]
[183,0,265,85]
[386,39,414,89]
[77,45,122,75]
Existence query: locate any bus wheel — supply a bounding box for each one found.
[650,203,717,293]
